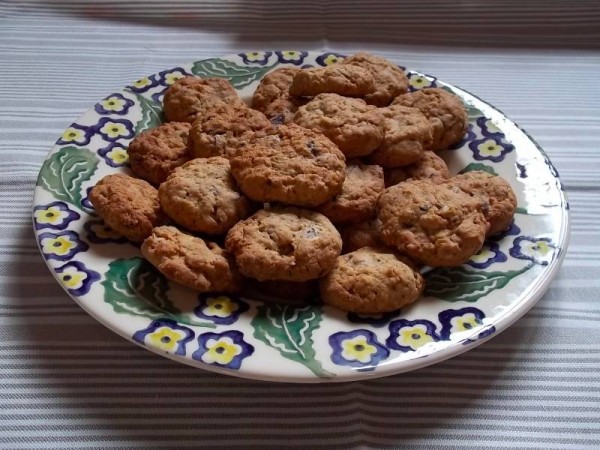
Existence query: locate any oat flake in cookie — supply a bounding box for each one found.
[289,65,375,98]
[385,150,451,187]
[252,67,307,124]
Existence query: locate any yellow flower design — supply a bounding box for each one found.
[106,147,129,165]
[477,139,503,157]
[100,96,126,112]
[450,313,480,332]
[165,72,185,85]
[202,337,242,365]
[133,77,152,89]
[528,240,552,257]
[341,336,377,364]
[409,75,432,89]
[147,327,187,353]
[61,127,85,143]
[322,54,343,66]
[470,247,494,264]
[59,268,86,290]
[245,52,267,62]
[203,296,239,318]
[397,325,435,350]
[100,122,128,139]
[281,51,299,58]
[42,236,75,257]
[485,119,501,134]
[34,206,65,225]
[89,222,122,240]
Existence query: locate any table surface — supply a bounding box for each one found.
[1,1,600,448]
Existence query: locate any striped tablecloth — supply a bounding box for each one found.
[1,1,599,448]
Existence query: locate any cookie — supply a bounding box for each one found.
[392,88,468,151]
[252,67,307,124]
[229,124,346,207]
[158,157,254,235]
[385,150,451,186]
[319,247,424,313]
[225,207,342,282]
[342,52,409,106]
[369,104,433,168]
[447,171,517,236]
[89,173,168,243]
[189,102,272,159]
[316,162,384,224]
[377,179,488,267]
[163,76,242,123]
[339,218,383,253]
[127,122,191,185]
[293,94,384,158]
[142,226,242,293]
[289,65,375,98]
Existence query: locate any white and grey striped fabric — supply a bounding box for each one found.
[1,1,599,448]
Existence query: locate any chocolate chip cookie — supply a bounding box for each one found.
[369,104,433,168]
[319,247,424,313]
[229,124,346,207]
[189,102,272,159]
[342,52,409,106]
[289,65,375,98]
[385,150,451,186]
[316,162,384,224]
[392,88,468,151]
[293,93,384,158]
[225,207,342,282]
[142,226,242,293]
[158,157,254,235]
[127,122,191,185]
[338,218,383,253]
[89,173,168,243]
[377,179,489,267]
[252,67,307,124]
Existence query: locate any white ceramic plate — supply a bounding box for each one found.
[33,51,569,383]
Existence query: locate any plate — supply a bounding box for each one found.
[33,51,569,383]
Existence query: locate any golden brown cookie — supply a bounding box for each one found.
[189,102,272,159]
[158,157,254,235]
[252,67,307,124]
[342,52,409,106]
[289,65,375,98]
[141,226,242,293]
[385,150,451,186]
[316,163,384,224]
[127,122,191,185]
[369,104,433,168]
[293,94,384,158]
[338,218,383,253]
[319,247,424,313]
[377,179,489,267]
[447,171,517,236]
[89,173,168,243]
[392,88,468,151]
[225,207,342,282]
[163,76,242,123]
[229,124,346,207]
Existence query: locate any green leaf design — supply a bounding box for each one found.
[251,304,334,378]
[516,207,529,214]
[424,264,532,303]
[127,91,164,134]
[459,163,498,176]
[102,257,214,328]
[38,146,98,209]
[467,104,485,120]
[191,58,278,89]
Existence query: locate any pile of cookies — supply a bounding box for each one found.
[89,52,517,314]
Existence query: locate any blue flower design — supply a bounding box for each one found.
[151,91,164,104]
[407,72,437,91]
[386,319,439,352]
[238,51,273,65]
[95,93,134,116]
[127,75,159,93]
[194,294,249,325]
[157,67,193,87]
[469,137,514,163]
[448,123,476,150]
[439,307,495,341]
[84,218,128,244]
[192,330,254,370]
[490,221,521,241]
[133,319,195,356]
[347,310,401,328]
[38,230,88,261]
[275,50,308,65]
[98,142,129,167]
[316,52,345,67]
[329,329,389,371]
[81,187,94,211]
[33,201,80,231]
[477,116,503,138]
[55,261,100,296]
[300,64,315,69]
[93,118,135,142]
[510,236,556,266]
[57,123,93,146]
[466,242,508,269]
